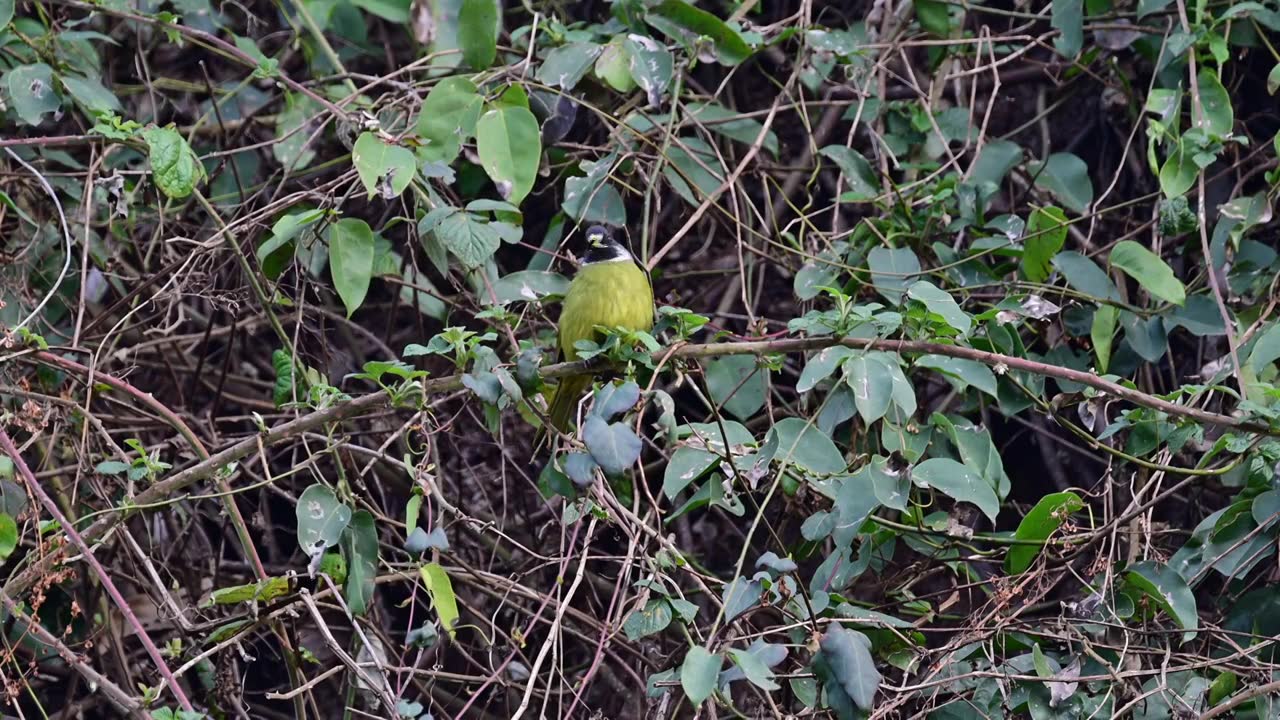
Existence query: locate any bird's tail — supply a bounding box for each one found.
[533,375,592,452]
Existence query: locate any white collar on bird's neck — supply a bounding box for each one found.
[583,241,634,264]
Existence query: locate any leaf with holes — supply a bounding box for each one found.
[353,133,416,200]
[1196,68,1233,136]
[624,34,673,107]
[295,484,352,552]
[476,103,541,205]
[6,64,60,126]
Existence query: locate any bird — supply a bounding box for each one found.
[539,224,654,444]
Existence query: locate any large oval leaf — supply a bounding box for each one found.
[1109,240,1185,306]
[327,218,376,317]
[912,457,999,522]
[475,104,542,206]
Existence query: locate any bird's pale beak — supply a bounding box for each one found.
[588,233,605,248]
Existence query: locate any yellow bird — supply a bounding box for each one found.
[542,225,654,439]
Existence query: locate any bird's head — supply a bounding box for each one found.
[581,225,631,264]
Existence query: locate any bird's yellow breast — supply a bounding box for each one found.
[559,260,654,360]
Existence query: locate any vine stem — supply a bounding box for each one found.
[0,429,194,712]
[3,331,1267,601]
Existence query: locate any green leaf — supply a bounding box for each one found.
[475,103,541,206]
[489,270,569,304]
[0,513,15,562]
[915,355,998,399]
[623,34,673,107]
[60,74,121,113]
[646,0,752,65]
[664,447,720,498]
[820,145,879,201]
[798,346,855,393]
[538,42,602,90]
[350,0,410,22]
[1249,322,1280,368]
[725,644,782,691]
[1268,63,1280,95]
[912,457,999,522]
[1109,240,1185,306]
[352,132,416,200]
[1021,205,1068,282]
[457,0,498,68]
[914,0,949,37]
[561,451,598,488]
[623,599,674,640]
[680,646,722,705]
[867,247,921,305]
[341,510,378,615]
[582,416,642,476]
[1126,560,1198,640]
[845,353,893,424]
[1196,68,1233,136]
[96,460,132,476]
[1091,304,1119,372]
[327,218,376,317]
[419,562,461,638]
[593,381,641,421]
[684,102,779,157]
[416,77,483,165]
[432,209,502,268]
[0,0,13,30]
[141,126,204,199]
[968,139,1022,187]
[274,92,319,171]
[817,625,880,711]
[722,575,763,621]
[295,484,352,551]
[563,155,626,226]
[663,137,724,206]
[705,355,766,420]
[1031,152,1093,214]
[907,281,971,335]
[1052,251,1122,302]
[1007,491,1083,573]
[768,417,845,475]
[5,64,60,126]
[1159,141,1198,199]
[1052,0,1083,57]
[593,38,636,92]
